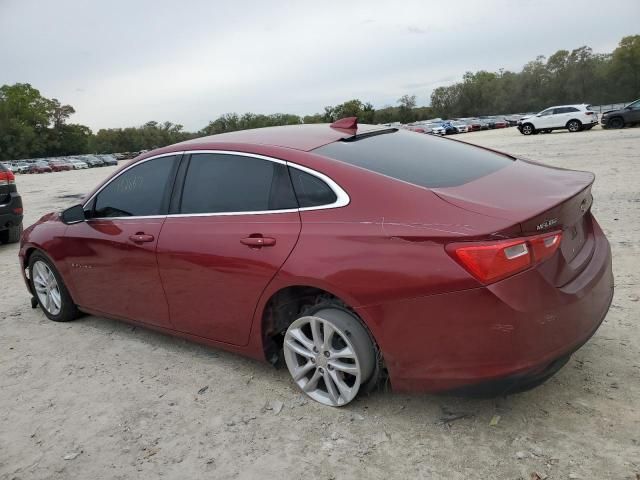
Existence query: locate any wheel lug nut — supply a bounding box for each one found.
[310,358,316,364]
[313,347,318,353]
[318,368,324,374]
[328,364,333,370]
[323,351,330,358]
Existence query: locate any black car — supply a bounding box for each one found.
[99,154,118,166]
[0,162,23,243]
[601,99,640,129]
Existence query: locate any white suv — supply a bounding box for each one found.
[517,104,598,135]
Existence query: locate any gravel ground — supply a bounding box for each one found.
[1,126,639,480]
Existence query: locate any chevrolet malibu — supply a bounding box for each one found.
[19,118,614,406]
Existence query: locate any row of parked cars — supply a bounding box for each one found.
[399,116,519,136]
[1,154,119,174]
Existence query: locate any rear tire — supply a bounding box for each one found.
[608,117,624,129]
[567,119,582,132]
[28,252,80,322]
[283,304,375,407]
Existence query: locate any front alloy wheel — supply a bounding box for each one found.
[283,307,375,407]
[521,123,534,135]
[29,253,80,322]
[32,260,62,316]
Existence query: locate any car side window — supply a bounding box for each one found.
[552,108,566,114]
[539,109,553,116]
[92,155,177,218]
[180,153,298,214]
[288,167,337,208]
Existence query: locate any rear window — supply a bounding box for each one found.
[313,130,513,188]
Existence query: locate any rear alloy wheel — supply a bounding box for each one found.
[567,120,582,132]
[283,307,375,407]
[29,253,80,322]
[521,123,534,135]
[608,117,624,129]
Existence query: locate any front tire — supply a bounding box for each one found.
[608,117,624,129]
[29,252,80,322]
[521,123,534,135]
[283,305,375,407]
[567,119,582,132]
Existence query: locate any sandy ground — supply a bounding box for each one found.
[1,127,639,480]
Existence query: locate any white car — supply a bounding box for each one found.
[69,159,89,169]
[426,123,446,135]
[450,121,468,133]
[517,104,598,135]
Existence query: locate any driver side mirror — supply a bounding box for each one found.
[61,204,86,225]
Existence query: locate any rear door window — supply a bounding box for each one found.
[313,129,513,188]
[180,153,298,214]
[288,167,337,208]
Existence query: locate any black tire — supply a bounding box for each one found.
[608,117,624,129]
[567,119,582,132]
[0,223,23,244]
[28,252,80,322]
[521,123,534,135]
[283,302,377,406]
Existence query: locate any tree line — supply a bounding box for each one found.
[431,35,640,117]
[1,34,637,160]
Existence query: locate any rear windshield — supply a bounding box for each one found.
[313,130,513,188]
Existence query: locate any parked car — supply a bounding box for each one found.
[11,162,30,174]
[28,161,52,174]
[464,119,483,131]
[19,119,613,407]
[600,98,640,129]
[68,158,89,169]
[492,118,509,128]
[99,154,118,166]
[49,160,73,172]
[518,105,598,135]
[0,162,23,243]
[439,121,458,135]
[450,121,469,133]
[1,162,14,172]
[426,123,446,135]
[82,156,105,168]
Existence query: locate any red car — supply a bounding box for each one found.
[49,160,73,172]
[28,162,52,174]
[19,118,613,406]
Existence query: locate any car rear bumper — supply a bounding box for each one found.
[356,218,614,393]
[0,193,23,231]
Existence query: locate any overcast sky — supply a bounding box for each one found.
[1,0,638,131]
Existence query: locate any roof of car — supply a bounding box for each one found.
[178,123,388,152]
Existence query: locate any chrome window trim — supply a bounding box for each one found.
[81,149,350,220]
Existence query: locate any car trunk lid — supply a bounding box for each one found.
[432,159,596,286]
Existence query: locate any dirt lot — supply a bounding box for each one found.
[1,127,639,480]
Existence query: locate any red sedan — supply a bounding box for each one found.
[19,118,613,406]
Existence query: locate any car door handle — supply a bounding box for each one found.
[240,236,276,248]
[129,233,155,243]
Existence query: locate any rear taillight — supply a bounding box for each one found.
[0,170,16,185]
[447,231,562,284]
[585,111,594,115]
